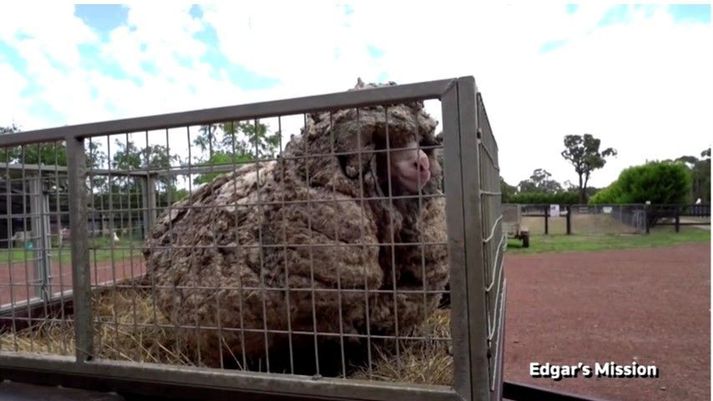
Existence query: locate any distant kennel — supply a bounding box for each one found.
[0,77,506,401]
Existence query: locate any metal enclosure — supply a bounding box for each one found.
[0,77,506,401]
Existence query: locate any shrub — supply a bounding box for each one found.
[509,191,579,205]
[590,161,691,205]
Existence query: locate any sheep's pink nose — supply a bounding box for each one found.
[414,153,430,173]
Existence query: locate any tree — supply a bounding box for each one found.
[517,168,562,193]
[561,134,617,203]
[500,177,517,203]
[1,124,106,169]
[509,191,579,205]
[111,140,178,191]
[193,120,281,184]
[674,148,710,203]
[589,161,691,205]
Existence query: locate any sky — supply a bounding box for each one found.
[0,2,711,188]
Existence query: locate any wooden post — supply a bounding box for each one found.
[566,205,572,235]
[544,204,549,235]
[645,205,650,234]
[675,205,680,233]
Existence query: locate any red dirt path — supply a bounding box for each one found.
[0,258,145,307]
[503,243,710,401]
[1,243,708,400]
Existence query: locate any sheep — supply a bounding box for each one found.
[143,81,448,373]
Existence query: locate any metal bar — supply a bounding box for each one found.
[453,77,490,400]
[40,180,52,301]
[441,79,470,399]
[146,175,156,232]
[0,354,459,401]
[3,147,19,350]
[503,380,614,401]
[2,79,455,147]
[492,280,506,400]
[140,176,149,240]
[29,177,49,301]
[65,135,93,362]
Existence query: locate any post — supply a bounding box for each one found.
[443,77,491,401]
[544,204,549,235]
[675,205,680,233]
[645,204,650,234]
[141,174,157,239]
[66,135,93,362]
[29,176,51,302]
[566,205,572,235]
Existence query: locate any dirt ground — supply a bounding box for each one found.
[0,257,145,306]
[1,242,709,401]
[503,243,710,401]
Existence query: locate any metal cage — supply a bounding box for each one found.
[0,77,506,401]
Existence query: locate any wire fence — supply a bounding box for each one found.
[515,203,707,235]
[0,78,504,401]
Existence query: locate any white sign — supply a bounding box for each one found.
[549,204,560,217]
[602,206,613,214]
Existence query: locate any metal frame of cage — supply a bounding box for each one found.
[0,77,506,401]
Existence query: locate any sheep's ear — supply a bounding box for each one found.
[333,123,375,180]
[435,131,444,145]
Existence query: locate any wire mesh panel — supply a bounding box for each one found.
[570,204,646,235]
[476,92,506,401]
[648,203,711,230]
[0,77,504,401]
[0,141,74,356]
[518,204,566,235]
[82,100,453,380]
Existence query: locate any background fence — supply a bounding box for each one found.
[0,77,505,401]
[517,203,709,235]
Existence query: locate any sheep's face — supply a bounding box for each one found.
[302,80,442,196]
[387,141,431,194]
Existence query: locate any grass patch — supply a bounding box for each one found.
[507,226,710,255]
[0,240,145,264]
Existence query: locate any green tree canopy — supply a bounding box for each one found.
[192,120,280,185]
[1,124,106,170]
[590,161,691,205]
[674,148,710,203]
[500,177,517,203]
[517,168,562,193]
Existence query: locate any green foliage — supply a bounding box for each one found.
[590,161,692,205]
[110,140,178,190]
[561,134,617,203]
[675,148,711,203]
[517,168,562,193]
[221,121,281,158]
[193,152,253,185]
[588,184,620,204]
[500,177,517,203]
[193,120,280,184]
[509,191,579,205]
[1,125,106,169]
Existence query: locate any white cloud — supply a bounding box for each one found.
[0,3,710,189]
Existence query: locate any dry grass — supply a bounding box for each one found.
[0,287,453,385]
[0,287,198,366]
[351,309,453,385]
